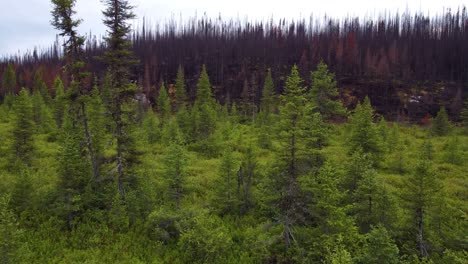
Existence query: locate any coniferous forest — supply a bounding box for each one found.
[0,1,467,263]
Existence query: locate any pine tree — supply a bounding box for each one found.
[174,65,188,111]
[33,70,51,105]
[309,61,345,120]
[157,82,171,121]
[1,64,16,97]
[11,88,34,167]
[431,106,451,136]
[101,0,138,196]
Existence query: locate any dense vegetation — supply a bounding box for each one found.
[0,1,467,263]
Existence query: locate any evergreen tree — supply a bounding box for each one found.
[11,88,34,167]
[431,106,451,136]
[309,61,345,120]
[56,109,92,230]
[143,107,160,144]
[157,82,171,120]
[303,162,359,260]
[401,150,439,258]
[101,0,138,196]
[348,96,383,165]
[164,143,188,209]
[260,68,275,121]
[1,64,16,96]
[216,148,240,214]
[87,86,107,175]
[273,65,309,249]
[193,65,217,142]
[51,0,100,183]
[361,225,399,264]
[52,76,67,127]
[31,90,56,134]
[238,145,256,215]
[195,64,215,106]
[174,65,188,111]
[0,195,21,264]
[33,70,52,105]
[443,136,463,165]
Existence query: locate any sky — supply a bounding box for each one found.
[0,0,466,57]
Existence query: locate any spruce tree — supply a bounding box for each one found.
[157,82,171,121]
[273,65,308,249]
[216,148,240,214]
[193,65,217,142]
[1,64,16,96]
[11,88,34,167]
[52,76,67,127]
[164,143,188,209]
[56,109,92,230]
[401,146,439,258]
[260,68,275,120]
[431,106,451,136]
[51,0,100,183]
[361,225,399,264]
[0,195,21,264]
[309,61,345,119]
[348,96,383,165]
[101,0,138,196]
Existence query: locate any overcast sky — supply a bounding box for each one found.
[0,0,466,57]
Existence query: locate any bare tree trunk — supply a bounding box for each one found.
[417,207,427,258]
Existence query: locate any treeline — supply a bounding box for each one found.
[1,55,467,263]
[1,7,468,119]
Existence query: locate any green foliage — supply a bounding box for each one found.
[1,64,16,96]
[52,76,67,127]
[157,82,171,120]
[443,136,463,165]
[0,195,21,264]
[195,65,215,107]
[31,90,56,134]
[164,143,188,209]
[1,58,467,263]
[361,225,399,264]
[177,214,234,263]
[259,68,275,126]
[431,106,451,136]
[309,61,345,119]
[11,88,34,166]
[347,96,383,165]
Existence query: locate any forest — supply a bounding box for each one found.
[0,0,467,263]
